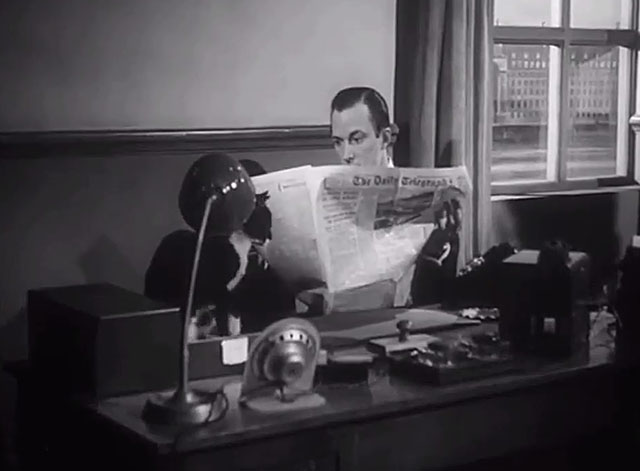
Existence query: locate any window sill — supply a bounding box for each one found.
[491,182,640,201]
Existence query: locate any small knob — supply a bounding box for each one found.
[397,320,412,342]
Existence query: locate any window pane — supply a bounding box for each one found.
[492,44,551,183]
[494,0,556,27]
[567,46,619,179]
[570,0,631,29]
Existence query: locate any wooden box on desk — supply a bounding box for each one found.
[27,282,252,399]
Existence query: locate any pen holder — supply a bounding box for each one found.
[367,320,438,357]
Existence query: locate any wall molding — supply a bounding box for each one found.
[0,125,332,158]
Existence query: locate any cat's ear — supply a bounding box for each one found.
[256,191,270,205]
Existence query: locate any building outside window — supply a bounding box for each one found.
[491,0,638,193]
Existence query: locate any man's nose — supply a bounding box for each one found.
[341,145,355,164]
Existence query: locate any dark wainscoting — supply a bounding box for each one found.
[0,125,336,470]
[0,125,332,158]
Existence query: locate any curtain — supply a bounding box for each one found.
[394,0,494,261]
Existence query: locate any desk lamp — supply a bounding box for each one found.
[142,152,256,425]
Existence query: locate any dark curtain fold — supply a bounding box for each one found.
[394,0,494,260]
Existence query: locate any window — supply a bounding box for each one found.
[492,0,638,193]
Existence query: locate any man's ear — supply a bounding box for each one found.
[380,126,392,148]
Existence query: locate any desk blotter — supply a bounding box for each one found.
[317,308,478,347]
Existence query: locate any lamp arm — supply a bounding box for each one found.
[178,191,220,394]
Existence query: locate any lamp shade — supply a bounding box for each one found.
[179,152,256,235]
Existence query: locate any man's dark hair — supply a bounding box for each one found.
[330,87,391,135]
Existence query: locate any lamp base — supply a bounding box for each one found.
[142,388,225,426]
[241,391,325,413]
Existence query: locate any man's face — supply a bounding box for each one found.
[331,103,387,166]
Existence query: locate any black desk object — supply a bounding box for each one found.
[616,243,640,363]
[26,283,264,400]
[27,283,182,399]
[498,249,591,357]
[387,333,519,385]
[8,323,638,471]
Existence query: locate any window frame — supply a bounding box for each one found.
[491,0,640,196]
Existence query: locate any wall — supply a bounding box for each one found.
[0,0,396,131]
[0,0,397,357]
[0,1,395,467]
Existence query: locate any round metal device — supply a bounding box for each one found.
[252,324,317,386]
[262,327,314,385]
[240,318,325,412]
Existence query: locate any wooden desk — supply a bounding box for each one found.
[9,322,637,471]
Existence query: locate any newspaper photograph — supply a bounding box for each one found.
[251,164,471,301]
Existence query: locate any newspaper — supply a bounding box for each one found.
[252,165,471,306]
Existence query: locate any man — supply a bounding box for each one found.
[330,87,398,167]
[327,87,460,309]
[305,87,408,312]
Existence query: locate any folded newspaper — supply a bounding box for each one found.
[252,165,471,312]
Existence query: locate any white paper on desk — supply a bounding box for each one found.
[221,336,249,365]
[321,308,468,341]
[395,308,459,323]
